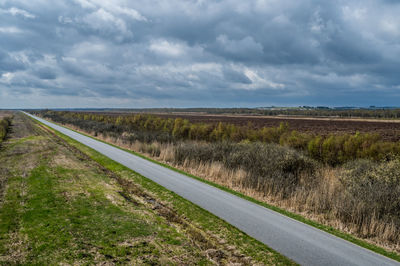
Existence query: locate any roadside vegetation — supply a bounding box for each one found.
[32,110,400,254]
[124,141,400,253]
[0,115,11,143]
[0,113,292,265]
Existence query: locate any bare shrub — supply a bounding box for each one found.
[338,159,400,241]
[174,142,317,198]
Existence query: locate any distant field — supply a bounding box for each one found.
[0,111,12,119]
[158,113,400,141]
[93,111,400,141]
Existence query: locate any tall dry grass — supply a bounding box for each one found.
[124,140,400,252]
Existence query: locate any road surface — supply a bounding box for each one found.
[24,112,399,266]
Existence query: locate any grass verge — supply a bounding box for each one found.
[1,114,213,264]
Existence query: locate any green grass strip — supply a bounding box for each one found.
[27,114,400,262]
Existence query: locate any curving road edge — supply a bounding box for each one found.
[24,112,399,266]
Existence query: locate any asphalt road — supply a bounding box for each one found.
[25,112,399,266]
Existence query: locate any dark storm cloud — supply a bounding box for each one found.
[33,67,57,80]
[1,0,400,108]
[0,49,26,73]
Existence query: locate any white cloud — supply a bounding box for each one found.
[149,40,186,57]
[74,0,147,21]
[190,63,221,73]
[0,27,23,34]
[104,5,147,22]
[381,19,400,36]
[73,0,97,9]
[1,7,35,19]
[0,72,14,84]
[82,8,132,38]
[242,69,285,90]
[342,6,366,21]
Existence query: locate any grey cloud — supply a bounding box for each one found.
[0,0,400,108]
[222,67,252,84]
[33,67,57,80]
[213,35,264,62]
[0,50,26,73]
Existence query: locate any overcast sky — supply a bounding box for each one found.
[1,0,400,108]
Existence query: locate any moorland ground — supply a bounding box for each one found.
[92,111,400,141]
[0,112,293,265]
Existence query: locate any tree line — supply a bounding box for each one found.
[259,108,400,118]
[89,107,400,119]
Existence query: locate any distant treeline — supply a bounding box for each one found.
[259,108,400,118]
[78,107,400,119]
[0,117,11,143]
[35,110,400,165]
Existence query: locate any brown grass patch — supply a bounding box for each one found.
[0,232,28,264]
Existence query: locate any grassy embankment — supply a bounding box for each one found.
[0,113,294,265]
[33,110,400,260]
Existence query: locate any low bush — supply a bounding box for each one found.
[339,159,400,236]
[0,117,11,142]
[132,140,400,246]
[174,141,317,197]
